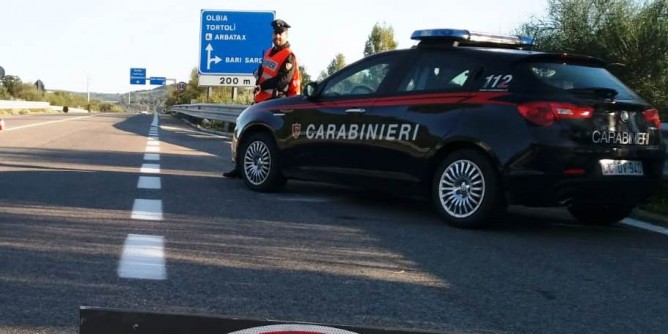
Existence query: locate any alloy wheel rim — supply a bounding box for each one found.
[438,159,485,218]
[243,141,271,185]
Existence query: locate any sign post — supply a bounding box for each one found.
[198,10,274,87]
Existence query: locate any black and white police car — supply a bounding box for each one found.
[229,28,665,228]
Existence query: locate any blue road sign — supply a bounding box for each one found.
[130,68,146,85]
[149,77,166,85]
[199,10,274,75]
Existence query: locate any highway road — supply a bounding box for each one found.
[1,113,667,334]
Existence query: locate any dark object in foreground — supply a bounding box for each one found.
[80,306,441,334]
[223,168,241,178]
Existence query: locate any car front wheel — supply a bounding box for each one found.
[240,132,286,192]
[432,149,505,228]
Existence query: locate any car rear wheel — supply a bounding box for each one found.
[240,132,286,192]
[432,149,505,228]
[567,203,634,226]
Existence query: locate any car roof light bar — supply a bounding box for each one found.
[411,29,535,48]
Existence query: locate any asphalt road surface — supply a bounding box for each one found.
[1,113,667,334]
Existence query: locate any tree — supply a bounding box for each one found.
[363,23,398,57]
[166,67,206,106]
[326,53,347,77]
[519,0,668,116]
[299,65,312,86]
[1,75,22,97]
[0,86,9,99]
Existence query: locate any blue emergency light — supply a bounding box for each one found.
[411,29,535,48]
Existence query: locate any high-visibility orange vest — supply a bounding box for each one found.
[254,48,301,103]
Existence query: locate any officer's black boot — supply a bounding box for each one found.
[222,168,241,178]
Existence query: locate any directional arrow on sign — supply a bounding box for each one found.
[206,44,222,70]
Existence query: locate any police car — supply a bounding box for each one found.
[230,28,666,228]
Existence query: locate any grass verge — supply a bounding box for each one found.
[0,108,53,115]
[639,182,668,216]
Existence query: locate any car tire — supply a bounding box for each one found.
[432,149,506,228]
[239,132,286,192]
[567,203,634,226]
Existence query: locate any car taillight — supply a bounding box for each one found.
[643,109,661,129]
[517,102,593,126]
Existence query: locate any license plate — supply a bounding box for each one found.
[599,159,643,176]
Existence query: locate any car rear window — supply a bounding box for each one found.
[523,62,640,101]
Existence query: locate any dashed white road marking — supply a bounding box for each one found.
[621,218,668,236]
[118,234,166,280]
[140,163,160,174]
[120,115,166,280]
[131,199,163,220]
[137,176,161,190]
[145,146,160,153]
[144,153,160,161]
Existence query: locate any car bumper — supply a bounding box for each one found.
[504,146,665,206]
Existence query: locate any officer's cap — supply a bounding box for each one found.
[271,19,291,33]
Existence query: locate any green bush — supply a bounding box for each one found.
[0,86,11,99]
[640,183,668,215]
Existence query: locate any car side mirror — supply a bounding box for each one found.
[304,82,319,99]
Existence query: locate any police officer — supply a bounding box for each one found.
[223,19,301,178]
[253,19,301,103]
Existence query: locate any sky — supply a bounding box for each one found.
[0,0,548,94]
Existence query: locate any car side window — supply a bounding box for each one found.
[398,52,474,92]
[321,58,393,97]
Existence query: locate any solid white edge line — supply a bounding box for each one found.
[118,234,167,280]
[131,199,163,220]
[3,114,99,131]
[621,218,668,236]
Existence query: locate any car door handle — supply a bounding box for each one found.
[345,108,366,114]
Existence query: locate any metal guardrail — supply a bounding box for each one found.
[169,103,248,123]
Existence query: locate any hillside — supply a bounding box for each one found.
[70,85,174,112]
